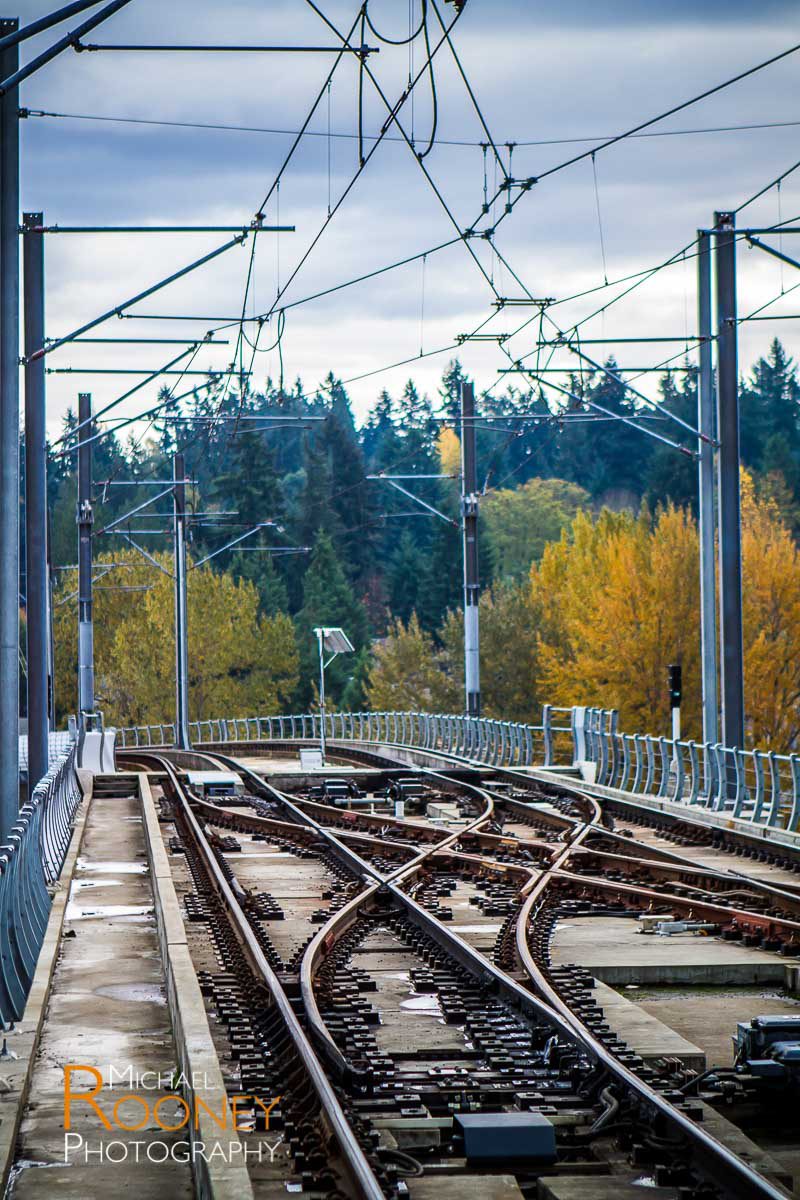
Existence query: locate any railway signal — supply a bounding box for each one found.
[668,662,682,741]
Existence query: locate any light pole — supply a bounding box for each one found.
[314,626,354,764]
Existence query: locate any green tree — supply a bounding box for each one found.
[366,614,460,711]
[53,551,298,726]
[212,428,283,529]
[388,530,425,623]
[482,477,588,581]
[440,582,541,722]
[230,542,289,616]
[294,531,369,707]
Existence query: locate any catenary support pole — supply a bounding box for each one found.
[460,380,480,717]
[714,211,745,754]
[173,452,190,749]
[23,212,48,790]
[46,531,55,730]
[697,231,719,750]
[77,393,95,723]
[0,18,19,837]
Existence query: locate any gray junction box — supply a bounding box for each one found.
[454,1111,557,1163]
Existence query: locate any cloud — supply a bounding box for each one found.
[14,0,800,432]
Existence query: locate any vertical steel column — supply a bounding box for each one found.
[714,212,745,753]
[23,213,48,790]
[77,393,94,722]
[697,230,719,751]
[172,452,190,749]
[0,18,18,838]
[46,527,55,729]
[460,380,480,716]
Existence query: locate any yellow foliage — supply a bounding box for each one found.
[741,481,800,751]
[436,426,461,478]
[366,614,460,712]
[53,551,298,727]
[532,505,701,736]
[532,486,800,752]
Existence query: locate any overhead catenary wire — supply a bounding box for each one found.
[26,108,800,149]
[44,5,800,472]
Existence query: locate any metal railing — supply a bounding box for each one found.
[116,704,800,835]
[577,715,800,832]
[0,747,82,1026]
[118,707,578,769]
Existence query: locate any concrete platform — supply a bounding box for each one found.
[10,774,192,1199]
[591,979,706,1070]
[537,1182,679,1200]
[552,915,787,985]
[410,1177,524,1199]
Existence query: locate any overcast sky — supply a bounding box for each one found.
[14,0,800,437]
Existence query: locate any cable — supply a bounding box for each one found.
[533,38,800,185]
[251,0,460,330]
[364,0,426,45]
[417,1,438,161]
[591,152,609,285]
[24,107,800,148]
[736,154,800,214]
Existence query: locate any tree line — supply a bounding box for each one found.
[43,338,800,748]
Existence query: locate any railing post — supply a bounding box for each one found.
[731,749,748,818]
[541,705,553,767]
[713,745,727,809]
[523,723,533,766]
[656,737,670,797]
[571,706,586,767]
[788,756,800,832]
[632,734,643,792]
[597,713,609,784]
[687,741,700,803]
[619,735,631,791]
[643,737,655,794]
[672,741,685,802]
[766,752,782,826]
[752,751,766,824]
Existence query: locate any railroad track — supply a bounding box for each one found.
[120,744,796,1199]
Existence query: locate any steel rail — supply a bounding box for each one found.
[139,753,386,1200]
[294,752,796,1198]
[297,789,789,1200]
[215,753,788,1199]
[128,745,791,1198]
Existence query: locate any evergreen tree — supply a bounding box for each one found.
[644,370,698,511]
[439,359,470,422]
[416,517,461,632]
[388,530,425,622]
[212,429,283,529]
[230,542,289,616]
[317,377,374,581]
[740,339,800,490]
[294,531,369,706]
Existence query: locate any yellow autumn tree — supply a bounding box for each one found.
[53,550,298,727]
[741,474,800,751]
[436,426,461,479]
[365,614,461,712]
[532,504,702,737]
[532,482,800,752]
[440,581,542,722]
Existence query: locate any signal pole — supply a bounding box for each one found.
[23,212,48,788]
[173,452,190,749]
[714,212,745,753]
[77,393,95,723]
[460,380,480,717]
